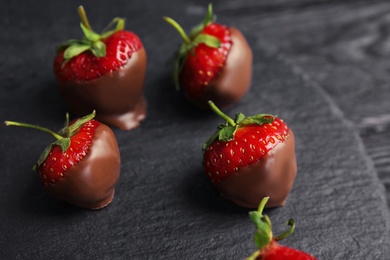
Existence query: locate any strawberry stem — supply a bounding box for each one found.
[273,219,295,241]
[78,5,92,30]
[248,196,298,258]
[164,16,191,44]
[249,197,273,250]
[257,196,269,213]
[4,121,63,140]
[208,100,236,126]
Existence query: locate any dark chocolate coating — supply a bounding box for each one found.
[214,130,297,208]
[57,47,147,130]
[44,123,121,210]
[186,27,253,109]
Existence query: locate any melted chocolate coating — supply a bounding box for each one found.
[187,27,252,109]
[214,130,297,208]
[44,123,121,210]
[57,47,147,130]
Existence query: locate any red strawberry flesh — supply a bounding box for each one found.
[54,30,143,82]
[39,119,100,185]
[4,110,121,209]
[43,122,121,209]
[256,241,317,260]
[180,23,232,98]
[203,118,289,183]
[165,4,252,108]
[247,197,317,260]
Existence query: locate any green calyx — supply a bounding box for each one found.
[4,110,96,170]
[57,6,125,62]
[164,3,221,90]
[246,197,296,259]
[202,101,275,152]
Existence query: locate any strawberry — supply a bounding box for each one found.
[203,101,297,208]
[246,197,316,260]
[4,111,121,209]
[53,7,142,82]
[54,6,147,130]
[164,4,252,109]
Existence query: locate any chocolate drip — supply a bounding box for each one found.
[58,47,147,130]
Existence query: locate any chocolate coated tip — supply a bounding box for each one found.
[57,47,147,130]
[183,27,253,109]
[44,123,121,209]
[214,130,297,209]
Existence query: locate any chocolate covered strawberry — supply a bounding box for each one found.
[54,6,147,130]
[4,111,121,209]
[164,4,252,109]
[203,101,297,208]
[247,197,316,259]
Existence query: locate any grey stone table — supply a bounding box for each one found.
[224,0,390,207]
[1,0,389,259]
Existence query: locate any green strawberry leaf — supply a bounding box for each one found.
[189,3,216,38]
[203,101,238,152]
[252,214,273,249]
[63,43,91,61]
[273,219,295,241]
[202,129,220,152]
[100,17,125,39]
[115,18,125,31]
[56,39,84,52]
[234,113,245,124]
[58,113,71,136]
[66,39,86,45]
[202,102,277,152]
[65,110,96,137]
[32,111,95,170]
[202,124,237,153]
[53,138,71,152]
[179,43,189,56]
[248,197,296,258]
[57,8,127,61]
[218,125,237,142]
[32,138,71,171]
[33,144,53,171]
[218,123,227,129]
[91,41,106,57]
[246,251,260,260]
[203,3,215,26]
[80,23,101,42]
[189,23,205,39]
[240,114,274,126]
[248,197,273,251]
[165,4,219,91]
[192,34,221,49]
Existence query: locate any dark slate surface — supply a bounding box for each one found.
[234,0,390,208]
[1,0,389,259]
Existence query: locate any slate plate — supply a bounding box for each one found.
[1,1,389,259]
[231,0,390,209]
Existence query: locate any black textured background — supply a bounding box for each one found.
[1,1,389,259]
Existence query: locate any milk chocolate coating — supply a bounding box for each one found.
[44,123,121,210]
[58,47,147,130]
[186,27,252,109]
[214,130,297,209]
